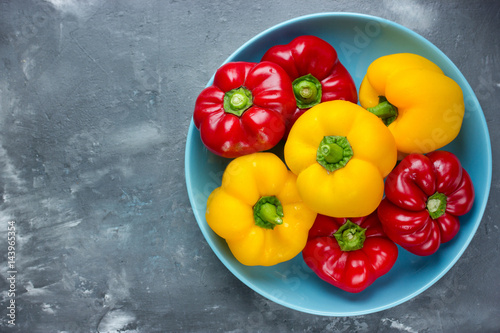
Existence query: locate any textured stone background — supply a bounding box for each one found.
[0,0,499,332]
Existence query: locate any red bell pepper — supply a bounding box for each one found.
[193,61,296,158]
[261,35,358,129]
[377,151,475,256]
[302,212,398,293]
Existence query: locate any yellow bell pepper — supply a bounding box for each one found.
[359,53,465,156]
[205,152,317,266]
[284,100,397,218]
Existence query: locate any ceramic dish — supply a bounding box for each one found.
[184,12,492,316]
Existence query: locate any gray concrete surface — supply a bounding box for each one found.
[0,0,499,332]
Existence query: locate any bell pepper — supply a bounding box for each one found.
[205,152,317,266]
[377,150,475,256]
[284,100,397,218]
[302,212,399,293]
[193,61,296,158]
[359,53,465,157]
[261,35,358,130]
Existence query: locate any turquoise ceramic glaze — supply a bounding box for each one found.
[185,13,492,316]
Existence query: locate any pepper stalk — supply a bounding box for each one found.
[367,96,398,126]
[223,87,253,116]
[316,136,353,172]
[292,74,322,109]
[427,192,447,219]
[334,220,367,251]
[253,196,284,230]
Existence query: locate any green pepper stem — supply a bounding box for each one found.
[292,74,322,109]
[316,136,353,172]
[296,80,317,99]
[367,96,398,126]
[224,87,253,116]
[427,192,447,219]
[259,203,283,225]
[321,143,344,164]
[253,196,284,230]
[334,220,366,252]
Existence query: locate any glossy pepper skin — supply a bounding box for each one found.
[194,61,296,158]
[205,152,317,266]
[359,53,465,157]
[284,100,397,218]
[261,35,358,130]
[302,212,398,293]
[377,150,475,256]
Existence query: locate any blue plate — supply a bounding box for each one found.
[184,13,492,316]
